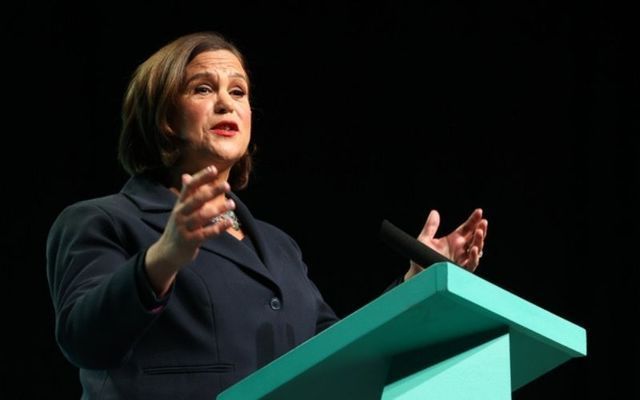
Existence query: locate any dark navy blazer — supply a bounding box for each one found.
[46,174,339,399]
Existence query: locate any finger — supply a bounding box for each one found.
[183,216,234,242]
[200,198,236,226]
[180,181,230,216]
[419,210,440,240]
[179,165,220,201]
[472,219,488,255]
[470,226,485,253]
[200,216,233,238]
[182,173,192,187]
[457,208,483,236]
[466,247,480,272]
[479,218,488,241]
[186,198,236,231]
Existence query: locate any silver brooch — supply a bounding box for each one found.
[211,210,241,230]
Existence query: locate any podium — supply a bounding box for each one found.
[217,262,587,399]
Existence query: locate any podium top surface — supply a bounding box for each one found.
[219,262,587,399]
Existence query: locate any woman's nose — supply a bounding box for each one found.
[214,92,234,114]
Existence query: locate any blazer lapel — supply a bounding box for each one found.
[121,174,279,288]
[228,192,283,279]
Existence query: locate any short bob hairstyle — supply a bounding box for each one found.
[118,31,253,189]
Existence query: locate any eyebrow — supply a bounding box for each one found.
[185,71,249,85]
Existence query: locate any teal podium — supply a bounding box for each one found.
[218,262,587,399]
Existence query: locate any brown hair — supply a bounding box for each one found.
[118,31,254,189]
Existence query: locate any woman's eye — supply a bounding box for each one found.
[195,85,213,94]
[230,88,246,98]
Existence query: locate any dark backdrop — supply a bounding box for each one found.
[4,0,638,398]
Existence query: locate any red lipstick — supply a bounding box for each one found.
[211,121,239,137]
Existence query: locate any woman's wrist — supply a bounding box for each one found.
[145,242,179,297]
[404,261,424,282]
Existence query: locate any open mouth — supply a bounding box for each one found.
[211,121,239,136]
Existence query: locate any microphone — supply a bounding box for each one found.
[379,219,454,268]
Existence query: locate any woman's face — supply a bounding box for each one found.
[173,50,251,174]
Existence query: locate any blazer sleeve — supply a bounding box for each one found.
[284,235,340,333]
[46,202,164,369]
[310,279,340,334]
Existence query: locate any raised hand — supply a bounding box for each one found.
[405,209,488,280]
[144,165,235,296]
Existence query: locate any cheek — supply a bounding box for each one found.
[239,105,252,131]
[175,102,205,134]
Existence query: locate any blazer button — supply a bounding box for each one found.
[269,297,282,310]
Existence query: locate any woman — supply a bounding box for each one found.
[46,31,487,399]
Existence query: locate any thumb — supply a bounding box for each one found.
[180,173,194,192]
[182,173,193,186]
[419,210,440,240]
[178,173,195,200]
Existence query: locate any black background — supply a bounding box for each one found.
[3,0,638,398]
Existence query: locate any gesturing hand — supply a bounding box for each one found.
[405,209,488,280]
[145,165,235,296]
